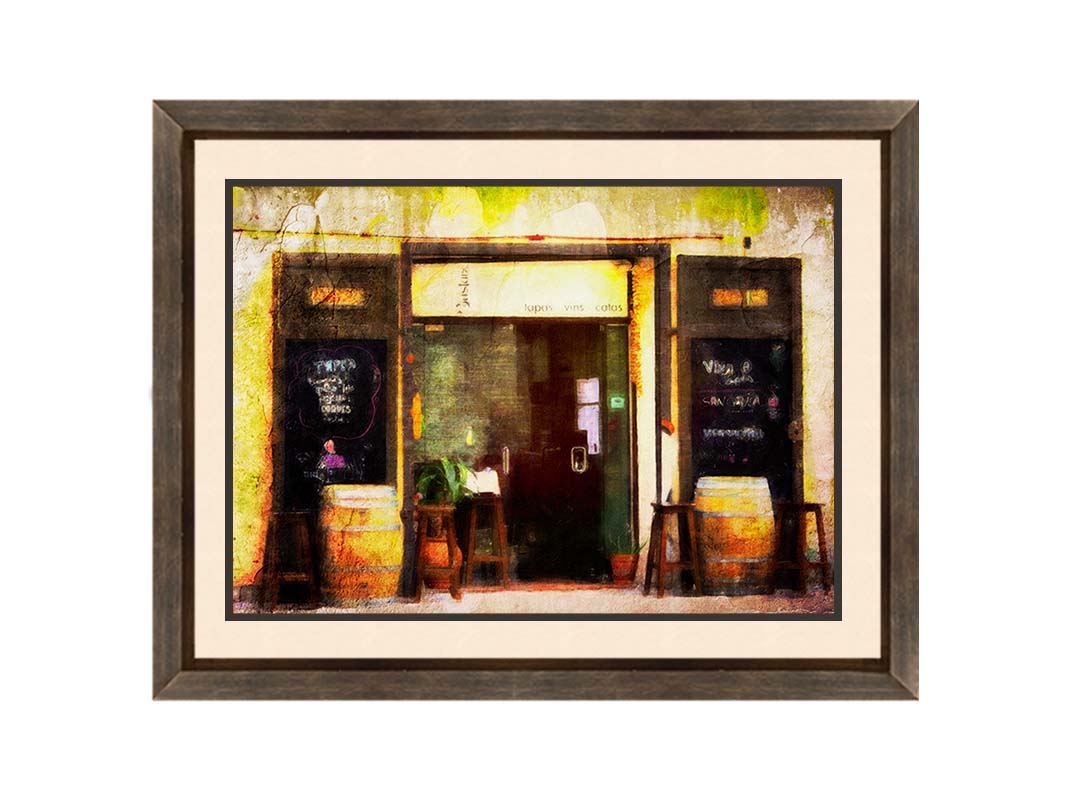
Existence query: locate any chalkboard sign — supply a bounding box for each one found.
[691,338,793,501]
[283,339,387,510]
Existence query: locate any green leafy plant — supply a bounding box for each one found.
[606,529,646,556]
[414,457,473,505]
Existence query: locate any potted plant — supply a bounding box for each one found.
[414,456,472,506]
[414,457,473,588]
[606,530,645,587]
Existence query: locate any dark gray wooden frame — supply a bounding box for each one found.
[153,101,918,700]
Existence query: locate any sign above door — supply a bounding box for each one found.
[412,260,630,318]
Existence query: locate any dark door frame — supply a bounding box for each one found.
[398,240,669,595]
[271,251,400,512]
[672,255,804,504]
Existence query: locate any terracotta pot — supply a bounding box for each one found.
[423,538,462,589]
[610,554,639,586]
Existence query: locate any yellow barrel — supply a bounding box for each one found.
[318,485,402,600]
[693,476,776,595]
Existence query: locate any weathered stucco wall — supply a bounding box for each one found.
[231,186,835,586]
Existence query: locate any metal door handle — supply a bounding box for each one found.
[570,446,588,474]
[502,446,510,475]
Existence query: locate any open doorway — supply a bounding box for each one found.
[408,320,632,584]
[511,323,606,581]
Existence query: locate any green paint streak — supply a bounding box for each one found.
[690,187,769,235]
[472,186,532,230]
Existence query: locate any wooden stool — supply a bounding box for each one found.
[771,502,832,594]
[260,511,320,611]
[643,502,704,598]
[414,504,463,601]
[464,494,510,588]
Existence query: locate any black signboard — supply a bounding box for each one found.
[282,339,387,510]
[690,337,793,501]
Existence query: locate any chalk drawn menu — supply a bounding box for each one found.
[690,338,793,500]
[283,340,387,509]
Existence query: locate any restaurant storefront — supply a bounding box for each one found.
[230,185,835,609]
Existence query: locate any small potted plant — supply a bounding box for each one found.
[414,457,473,588]
[414,456,472,506]
[606,530,645,587]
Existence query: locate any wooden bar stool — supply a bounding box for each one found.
[771,502,832,594]
[260,511,320,611]
[643,502,704,598]
[463,494,510,588]
[414,504,463,602]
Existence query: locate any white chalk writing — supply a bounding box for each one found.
[701,358,755,386]
[307,358,360,423]
[702,427,765,442]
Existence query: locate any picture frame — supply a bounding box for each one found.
[153,100,918,699]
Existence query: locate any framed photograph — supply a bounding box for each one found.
[153,100,918,699]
